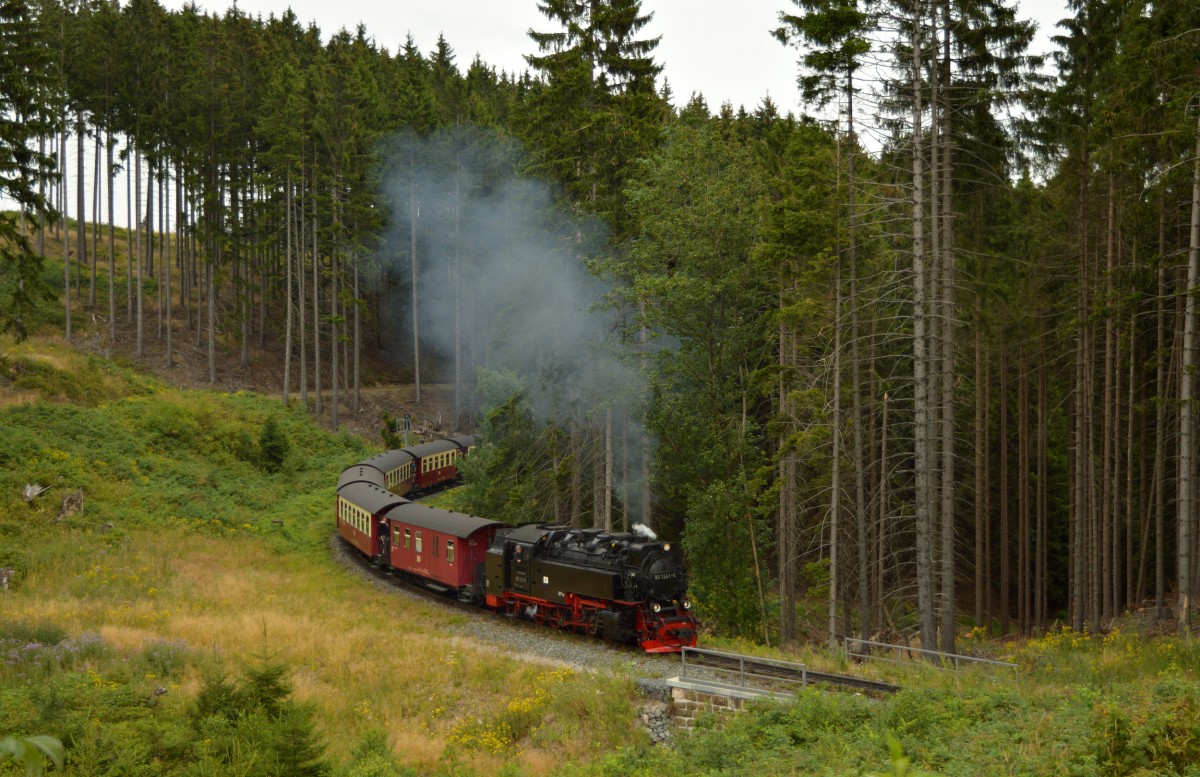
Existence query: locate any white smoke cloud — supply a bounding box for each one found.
[376,128,655,523]
[632,523,658,541]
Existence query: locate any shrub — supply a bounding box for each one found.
[258,415,291,473]
[189,663,330,777]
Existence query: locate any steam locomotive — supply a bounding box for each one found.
[336,437,699,653]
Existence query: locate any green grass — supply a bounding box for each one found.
[3,319,1200,776]
[0,339,652,776]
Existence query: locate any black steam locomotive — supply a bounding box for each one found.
[483,523,697,652]
[336,439,699,653]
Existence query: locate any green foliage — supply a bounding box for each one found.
[0,630,111,683]
[0,734,64,776]
[189,664,329,777]
[333,730,417,777]
[0,352,154,407]
[257,415,291,473]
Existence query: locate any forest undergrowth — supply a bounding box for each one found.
[0,338,637,776]
[2,336,1199,776]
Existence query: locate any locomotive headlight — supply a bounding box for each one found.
[652,602,662,613]
[682,599,692,610]
[663,543,671,552]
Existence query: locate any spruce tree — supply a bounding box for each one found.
[0,0,58,341]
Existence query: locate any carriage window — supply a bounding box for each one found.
[415,531,423,553]
[393,527,401,545]
[404,528,411,549]
[446,540,455,564]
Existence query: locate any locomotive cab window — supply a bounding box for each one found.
[404,528,411,549]
[446,540,455,564]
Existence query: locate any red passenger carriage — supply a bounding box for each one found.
[385,502,503,599]
[336,481,408,560]
[404,439,465,491]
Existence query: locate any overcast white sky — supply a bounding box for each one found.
[7,0,1070,225]
[162,0,1071,118]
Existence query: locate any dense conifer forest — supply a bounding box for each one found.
[2,0,1200,653]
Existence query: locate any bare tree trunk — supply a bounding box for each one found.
[62,120,71,343]
[910,0,935,649]
[89,125,99,309]
[76,114,85,311]
[1155,191,1167,619]
[283,173,293,406]
[937,10,956,651]
[830,69,868,644]
[1101,176,1115,621]
[779,309,797,646]
[135,148,144,358]
[1019,349,1030,633]
[830,255,842,649]
[411,158,422,405]
[1072,171,1090,633]
[353,255,361,413]
[313,178,322,416]
[1179,114,1200,634]
[1037,328,1048,630]
[974,301,985,629]
[165,165,173,368]
[1000,348,1009,636]
[299,169,307,406]
[604,408,613,532]
[454,155,463,426]
[107,128,116,350]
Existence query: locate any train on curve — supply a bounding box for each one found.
[335,436,699,653]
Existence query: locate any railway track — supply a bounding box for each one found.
[679,647,900,696]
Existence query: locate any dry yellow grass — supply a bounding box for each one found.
[3,527,641,772]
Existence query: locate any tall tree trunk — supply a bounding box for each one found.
[313,176,322,416]
[974,302,985,629]
[353,251,361,413]
[1037,327,1048,630]
[604,408,613,531]
[830,255,842,649]
[838,70,869,644]
[1072,169,1090,633]
[135,148,144,358]
[283,174,294,406]
[779,306,797,646]
[910,0,935,649]
[1019,348,1030,633]
[411,156,422,405]
[1155,191,1167,619]
[62,121,71,344]
[107,129,115,350]
[165,165,173,368]
[75,115,85,306]
[88,123,98,309]
[1101,176,1115,621]
[1179,113,1200,634]
[1000,348,1009,636]
[937,8,955,652]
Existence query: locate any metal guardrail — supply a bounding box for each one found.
[680,646,809,690]
[844,638,1018,671]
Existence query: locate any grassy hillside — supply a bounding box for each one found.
[0,340,639,776]
[3,331,1200,776]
